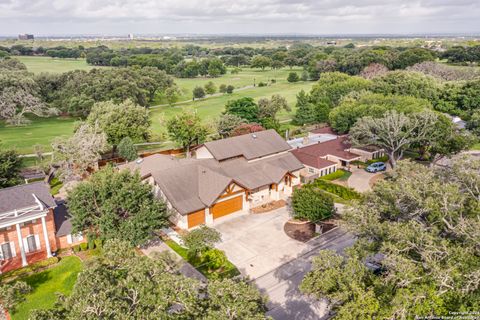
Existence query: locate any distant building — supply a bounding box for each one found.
[18,34,34,40]
[128,33,134,40]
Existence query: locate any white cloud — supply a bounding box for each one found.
[0,0,479,35]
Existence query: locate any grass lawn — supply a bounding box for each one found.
[149,80,312,137]
[156,67,306,103]
[0,72,310,155]
[11,256,83,320]
[471,142,480,150]
[164,240,239,279]
[16,56,104,74]
[0,116,78,154]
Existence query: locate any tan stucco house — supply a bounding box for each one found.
[120,130,303,229]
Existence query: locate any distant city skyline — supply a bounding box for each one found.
[1,0,479,36]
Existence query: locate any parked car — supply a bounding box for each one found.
[366,162,387,173]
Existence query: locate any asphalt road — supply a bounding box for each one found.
[253,228,356,320]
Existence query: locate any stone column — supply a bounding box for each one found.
[15,223,27,266]
[41,216,52,258]
[205,207,213,225]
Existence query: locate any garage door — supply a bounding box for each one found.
[212,195,243,220]
[187,209,205,228]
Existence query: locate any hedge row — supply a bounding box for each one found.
[0,257,59,281]
[311,179,361,200]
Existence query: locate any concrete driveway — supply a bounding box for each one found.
[214,206,356,320]
[215,207,310,279]
[347,166,389,192]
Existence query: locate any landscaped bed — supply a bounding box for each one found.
[284,220,315,242]
[164,239,240,279]
[251,200,286,214]
[10,256,83,320]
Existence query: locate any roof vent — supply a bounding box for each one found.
[252,134,257,139]
[135,158,144,164]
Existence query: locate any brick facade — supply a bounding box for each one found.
[0,209,57,273]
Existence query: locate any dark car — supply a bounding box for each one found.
[366,162,387,173]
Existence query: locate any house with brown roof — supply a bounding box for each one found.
[120,130,303,229]
[290,129,384,181]
[0,182,84,274]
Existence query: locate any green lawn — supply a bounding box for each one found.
[0,116,78,154]
[11,256,83,320]
[16,56,103,74]
[158,67,306,103]
[0,71,311,154]
[471,143,480,150]
[164,240,239,279]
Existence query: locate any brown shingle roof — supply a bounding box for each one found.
[290,150,337,169]
[129,152,303,215]
[293,136,360,161]
[203,129,291,161]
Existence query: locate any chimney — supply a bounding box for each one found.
[302,136,309,145]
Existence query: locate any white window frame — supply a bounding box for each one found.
[0,241,16,260]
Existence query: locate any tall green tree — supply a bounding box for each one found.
[349,110,439,168]
[329,92,430,133]
[224,97,259,123]
[292,90,317,125]
[250,55,272,70]
[0,145,22,188]
[167,111,209,156]
[67,166,169,246]
[86,100,151,147]
[117,137,138,162]
[302,159,480,319]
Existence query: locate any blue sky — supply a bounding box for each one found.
[1,0,479,36]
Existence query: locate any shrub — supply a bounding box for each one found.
[226,85,235,94]
[271,79,276,83]
[202,248,227,271]
[231,68,241,74]
[72,245,81,253]
[181,225,222,258]
[258,82,267,87]
[219,84,227,93]
[312,179,361,200]
[204,81,217,95]
[301,71,309,81]
[94,239,103,249]
[0,257,59,281]
[87,237,95,250]
[291,187,335,222]
[366,155,389,165]
[80,242,88,251]
[320,169,347,181]
[193,86,206,99]
[287,72,300,83]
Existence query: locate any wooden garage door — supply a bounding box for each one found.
[212,196,243,220]
[187,209,205,228]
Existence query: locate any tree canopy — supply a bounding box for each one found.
[167,111,209,156]
[291,186,335,222]
[30,240,269,320]
[224,97,260,123]
[67,166,169,246]
[0,145,22,188]
[86,100,151,146]
[302,158,480,319]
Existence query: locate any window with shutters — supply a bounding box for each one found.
[27,235,37,252]
[1,242,13,260]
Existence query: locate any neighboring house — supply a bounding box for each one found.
[120,130,303,229]
[290,128,384,181]
[0,183,84,274]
